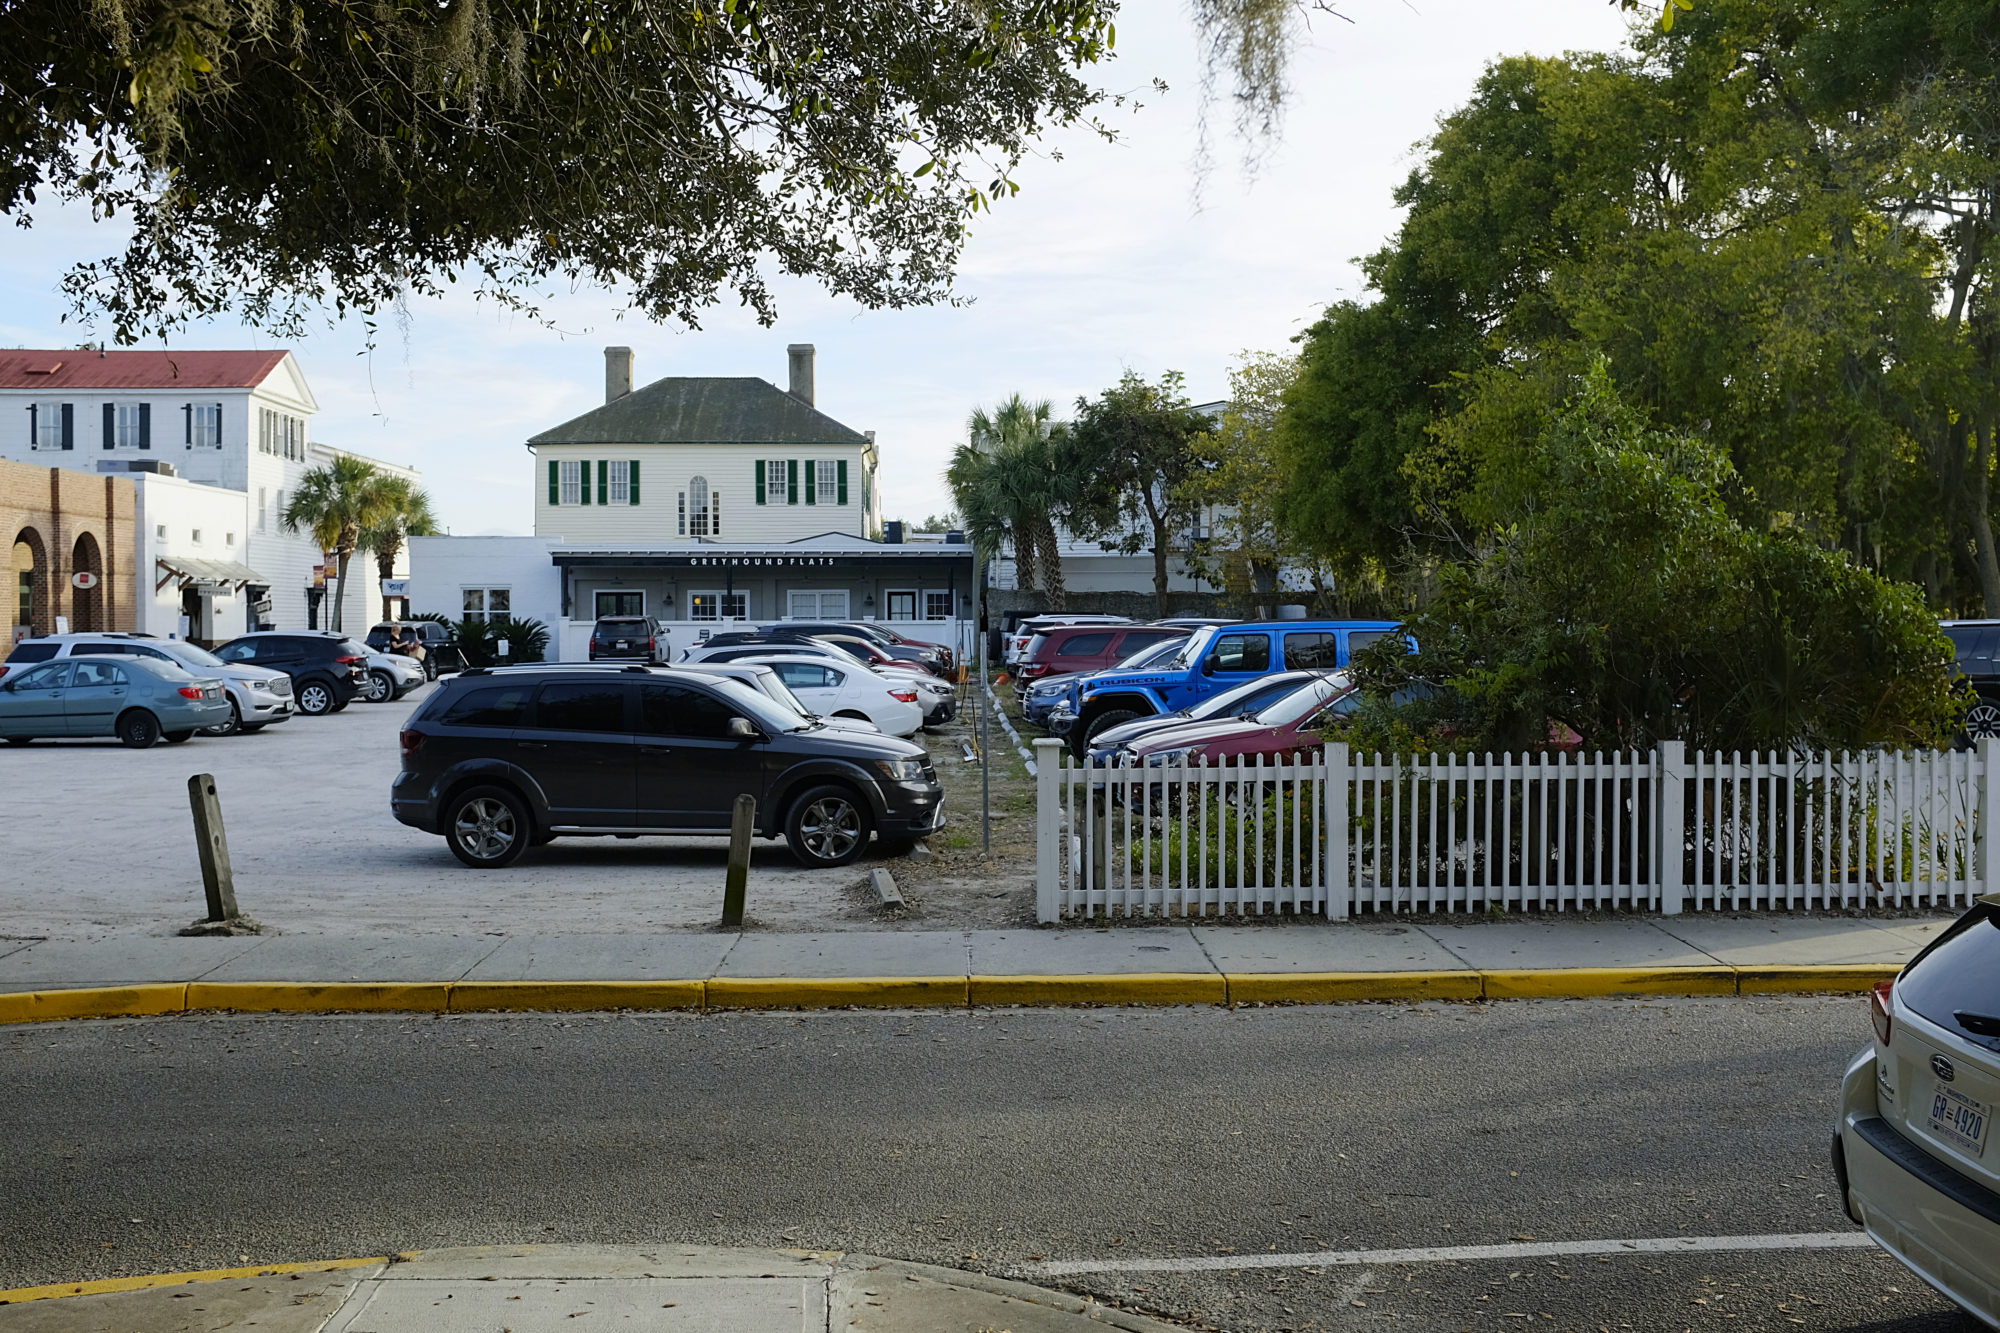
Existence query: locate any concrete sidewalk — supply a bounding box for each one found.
[0,913,1959,1022]
[0,1245,1186,1332]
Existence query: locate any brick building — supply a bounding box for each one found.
[5,457,136,642]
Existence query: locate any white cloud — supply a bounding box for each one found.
[0,0,1635,535]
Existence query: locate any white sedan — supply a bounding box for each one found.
[682,640,956,725]
[727,654,923,737]
[1836,895,2000,1326]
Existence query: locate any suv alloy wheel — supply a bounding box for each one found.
[1967,699,2000,740]
[785,784,872,868]
[445,785,532,868]
[296,678,337,715]
[364,668,395,703]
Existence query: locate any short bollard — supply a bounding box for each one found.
[181,774,262,935]
[721,794,755,928]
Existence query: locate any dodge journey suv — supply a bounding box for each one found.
[392,664,945,869]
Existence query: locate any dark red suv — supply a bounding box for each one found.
[1015,624,1190,683]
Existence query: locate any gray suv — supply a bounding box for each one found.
[391,665,945,869]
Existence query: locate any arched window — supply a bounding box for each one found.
[688,476,711,536]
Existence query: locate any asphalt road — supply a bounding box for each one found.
[0,996,1977,1332]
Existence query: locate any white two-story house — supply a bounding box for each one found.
[0,348,419,641]
[408,345,973,660]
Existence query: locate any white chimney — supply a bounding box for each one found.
[787,343,815,407]
[605,346,633,403]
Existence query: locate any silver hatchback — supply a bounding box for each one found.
[0,654,231,748]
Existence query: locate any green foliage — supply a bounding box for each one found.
[451,615,550,667]
[1067,371,1217,615]
[360,477,440,621]
[282,456,399,633]
[948,396,1076,608]
[1347,366,1965,755]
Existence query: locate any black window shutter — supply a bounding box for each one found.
[755,461,766,505]
[138,402,151,449]
[837,459,849,505]
[102,402,115,449]
[787,459,798,505]
[26,403,36,447]
[61,403,73,450]
[183,403,192,445]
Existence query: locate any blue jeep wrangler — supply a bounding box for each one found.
[1068,620,1399,754]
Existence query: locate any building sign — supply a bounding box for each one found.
[380,578,410,596]
[312,565,327,587]
[70,571,99,590]
[680,555,843,569]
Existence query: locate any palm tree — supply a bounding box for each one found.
[282,455,396,632]
[949,395,1074,609]
[360,478,441,621]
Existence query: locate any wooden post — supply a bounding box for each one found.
[1657,741,1686,915]
[187,773,238,921]
[721,793,755,928]
[1325,742,1350,919]
[1979,737,1999,901]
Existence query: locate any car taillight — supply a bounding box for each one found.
[1870,980,1894,1045]
[337,654,366,665]
[648,637,657,652]
[400,729,425,756]
[891,689,918,702]
[177,685,204,700]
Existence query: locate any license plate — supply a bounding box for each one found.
[1927,1083,1990,1158]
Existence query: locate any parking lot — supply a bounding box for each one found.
[1,680,1000,939]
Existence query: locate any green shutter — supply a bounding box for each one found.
[548,460,559,505]
[805,458,817,505]
[628,459,640,504]
[837,459,848,506]
[596,459,608,505]
[787,459,798,505]
[755,460,766,505]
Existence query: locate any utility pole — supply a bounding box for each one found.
[974,539,991,851]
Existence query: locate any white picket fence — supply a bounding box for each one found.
[1032,738,1996,922]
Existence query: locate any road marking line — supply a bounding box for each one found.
[0,1258,386,1305]
[1034,1231,1877,1276]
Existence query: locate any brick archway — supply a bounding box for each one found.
[70,530,103,633]
[10,525,49,641]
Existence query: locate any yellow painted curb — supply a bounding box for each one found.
[0,1257,386,1305]
[705,976,969,1009]
[1227,970,1484,1005]
[186,982,451,1014]
[1735,964,1903,994]
[969,972,1229,1007]
[1482,966,1737,999]
[449,980,706,1012]
[0,984,186,1026]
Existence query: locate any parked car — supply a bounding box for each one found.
[1015,623,1192,684]
[770,621,952,678]
[588,615,671,664]
[366,621,466,680]
[1068,619,1400,755]
[0,653,231,747]
[1942,620,2000,742]
[1082,669,1331,762]
[682,639,958,726]
[1,632,294,735]
[1113,674,1351,768]
[1023,633,1191,730]
[391,665,945,869]
[723,654,923,736]
[1003,614,1131,666]
[360,648,426,704]
[686,662,879,733]
[1835,895,2000,1326]
[212,631,370,716]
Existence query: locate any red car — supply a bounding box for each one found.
[1015,624,1191,683]
[1115,674,1350,766]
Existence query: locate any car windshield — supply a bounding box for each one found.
[338,640,371,657]
[757,673,816,718]
[1898,903,2000,1051]
[710,675,811,732]
[1116,637,1188,670]
[5,643,57,664]
[1192,674,1306,720]
[1253,677,1344,727]
[162,641,227,669]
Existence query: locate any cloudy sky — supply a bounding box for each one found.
[0,0,1635,536]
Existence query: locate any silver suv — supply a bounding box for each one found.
[1,632,294,736]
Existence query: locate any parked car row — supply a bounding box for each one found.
[0,622,459,748]
[678,625,960,734]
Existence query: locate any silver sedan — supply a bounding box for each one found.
[0,654,232,748]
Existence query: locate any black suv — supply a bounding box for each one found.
[1943,620,2000,741]
[589,616,669,664]
[392,665,945,869]
[213,632,369,715]
[366,621,465,680]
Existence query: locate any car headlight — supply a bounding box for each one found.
[1144,747,1200,767]
[874,758,928,782]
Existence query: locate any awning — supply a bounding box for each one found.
[154,555,266,594]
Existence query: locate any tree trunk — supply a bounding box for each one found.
[1974,420,2000,616]
[1012,527,1038,604]
[332,546,353,633]
[1035,518,1066,611]
[376,537,401,623]
[1150,516,1170,618]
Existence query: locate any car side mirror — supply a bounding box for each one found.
[1201,658,1215,676]
[727,716,760,741]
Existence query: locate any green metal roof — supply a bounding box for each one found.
[528,377,869,447]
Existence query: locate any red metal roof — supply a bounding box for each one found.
[0,349,289,391]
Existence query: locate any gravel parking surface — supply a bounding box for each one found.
[0,679,1027,938]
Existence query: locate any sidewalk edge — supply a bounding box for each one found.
[0,1258,386,1306]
